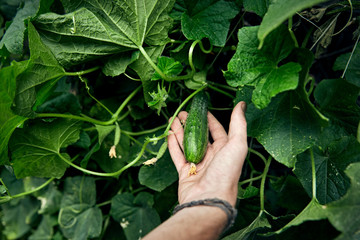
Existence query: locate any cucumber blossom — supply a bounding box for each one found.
[183,91,208,175]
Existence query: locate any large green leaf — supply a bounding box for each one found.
[295,125,360,204]
[0,167,25,196]
[243,0,270,17]
[151,56,183,81]
[59,204,102,240]
[270,175,310,211]
[29,215,57,240]
[9,119,81,178]
[138,150,178,192]
[247,90,325,167]
[61,177,96,208]
[314,79,360,134]
[271,198,327,235]
[222,211,271,240]
[36,92,82,115]
[181,0,239,47]
[333,42,360,87]
[110,192,161,240]
[224,25,301,109]
[1,197,40,239]
[12,22,66,117]
[102,51,140,77]
[0,0,53,55]
[0,61,28,165]
[257,0,327,48]
[59,177,102,240]
[325,162,360,240]
[34,0,174,67]
[37,185,62,215]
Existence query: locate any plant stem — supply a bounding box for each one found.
[36,85,142,126]
[1,178,55,200]
[139,40,212,82]
[122,133,157,155]
[260,156,272,211]
[248,148,267,166]
[310,147,317,199]
[121,124,167,136]
[197,39,213,54]
[111,85,142,122]
[207,84,234,99]
[65,66,100,76]
[165,84,208,133]
[0,178,11,197]
[306,76,315,97]
[342,31,360,78]
[124,72,141,81]
[96,200,112,207]
[139,45,169,80]
[36,113,108,125]
[239,174,263,186]
[288,17,299,48]
[58,132,166,177]
[207,81,237,92]
[78,75,113,115]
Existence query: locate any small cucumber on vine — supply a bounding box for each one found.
[183,90,209,175]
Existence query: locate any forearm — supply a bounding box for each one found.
[143,206,228,240]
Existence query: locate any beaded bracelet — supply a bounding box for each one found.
[172,198,237,232]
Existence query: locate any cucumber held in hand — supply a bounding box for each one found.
[183,90,209,175]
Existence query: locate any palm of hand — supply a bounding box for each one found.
[168,102,248,207]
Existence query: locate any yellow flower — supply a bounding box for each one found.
[109,145,117,158]
[143,158,158,165]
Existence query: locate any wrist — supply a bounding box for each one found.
[173,198,238,233]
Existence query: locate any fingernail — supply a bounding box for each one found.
[241,102,247,112]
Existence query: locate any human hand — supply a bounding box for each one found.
[168,101,248,207]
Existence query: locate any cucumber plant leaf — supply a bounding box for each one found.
[247,90,325,167]
[225,25,301,109]
[9,119,81,178]
[257,0,327,48]
[325,162,360,240]
[59,177,102,240]
[34,0,174,67]
[59,204,103,240]
[110,192,161,240]
[0,61,28,165]
[295,125,360,204]
[270,198,327,235]
[36,92,82,115]
[29,215,57,240]
[151,56,183,81]
[37,185,62,215]
[148,84,169,115]
[0,0,53,56]
[102,51,140,77]
[12,22,66,118]
[243,0,270,17]
[1,197,40,239]
[139,150,178,192]
[223,211,271,240]
[314,79,360,134]
[180,0,239,47]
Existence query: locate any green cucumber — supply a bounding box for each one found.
[183,91,208,174]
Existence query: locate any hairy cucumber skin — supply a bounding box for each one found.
[183,91,208,164]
